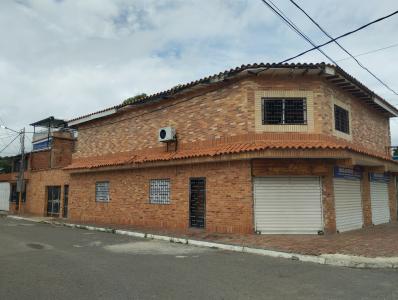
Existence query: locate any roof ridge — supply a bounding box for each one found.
[67,62,397,125]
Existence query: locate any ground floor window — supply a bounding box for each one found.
[95,181,110,202]
[9,183,26,203]
[149,179,170,204]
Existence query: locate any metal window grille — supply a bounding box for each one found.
[150,179,170,204]
[334,105,350,134]
[189,178,206,228]
[95,181,110,202]
[262,98,307,125]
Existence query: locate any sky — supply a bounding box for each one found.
[0,0,397,155]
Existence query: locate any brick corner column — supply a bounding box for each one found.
[322,166,336,234]
[361,169,372,227]
[388,175,397,221]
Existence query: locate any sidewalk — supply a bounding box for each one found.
[7,214,398,268]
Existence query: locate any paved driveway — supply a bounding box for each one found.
[1,217,398,300]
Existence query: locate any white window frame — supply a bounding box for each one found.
[149,179,170,204]
[95,181,110,202]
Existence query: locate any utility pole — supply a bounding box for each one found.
[17,128,25,214]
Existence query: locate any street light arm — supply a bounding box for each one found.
[0,125,20,134]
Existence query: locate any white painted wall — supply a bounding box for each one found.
[0,182,10,211]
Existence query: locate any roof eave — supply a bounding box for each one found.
[68,108,117,127]
[373,96,398,117]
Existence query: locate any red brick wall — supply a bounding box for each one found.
[388,176,397,221]
[361,169,372,226]
[69,161,253,233]
[20,169,70,216]
[74,79,249,158]
[51,138,74,168]
[321,81,390,154]
[30,150,51,170]
[30,137,74,170]
[73,75,391,160]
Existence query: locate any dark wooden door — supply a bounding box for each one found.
[63,185,69,218]
[47,186,61,217]
[189,178,206,228]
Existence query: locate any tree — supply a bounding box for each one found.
[122,93,147,105]
[0,157,12,173]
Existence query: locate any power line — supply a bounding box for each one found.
[279,9,398,63]
[289,0,398,95]
[0,117,20,153]
[77,8,398,132]
[260,0,339,65]
[336,43,398,62]
[0,133,20,155]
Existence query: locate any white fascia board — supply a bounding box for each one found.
[68,108,117,127]
[373,97,398,117]
[324,66,335,75]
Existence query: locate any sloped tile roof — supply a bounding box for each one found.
[64,133,394,171]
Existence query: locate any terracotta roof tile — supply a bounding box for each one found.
[65,133,394,171]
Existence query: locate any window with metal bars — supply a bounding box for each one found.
[95,181,110,202]
[9,183,26,203]
[149,179,170,204]
[262,98,307,125]
[334,105,350,134]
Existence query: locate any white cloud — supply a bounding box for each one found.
[0,0,397,154]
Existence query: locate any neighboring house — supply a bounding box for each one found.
[0,154,30,212]
[64,62,398,234]
[0,117,74,217]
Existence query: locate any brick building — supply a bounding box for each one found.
[0,117,74,217]
[65,63,398,234]
[5,62,398,235]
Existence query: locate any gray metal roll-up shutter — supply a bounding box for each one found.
[370,181,390,225]
[253,177,323,234]
[333,178,363,232]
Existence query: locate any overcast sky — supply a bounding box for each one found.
[0,0,397,155]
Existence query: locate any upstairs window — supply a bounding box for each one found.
[95,181,110,202]
[149,179,170,204]
[334,105,350,134]
[262,98,307,125]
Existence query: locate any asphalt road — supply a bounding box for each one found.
[1,217,398,300]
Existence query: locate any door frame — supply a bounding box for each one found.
[189,177,206,229]
[62,185,69,218]
[46,185,61,217]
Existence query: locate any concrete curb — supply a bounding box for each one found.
[6,215,397,269]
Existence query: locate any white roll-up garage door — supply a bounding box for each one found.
[0,182,10,211]
[333,178,363,232]
[370,181,390,225]
[253,177,323,234]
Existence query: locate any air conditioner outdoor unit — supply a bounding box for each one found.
[158,127,176,142]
